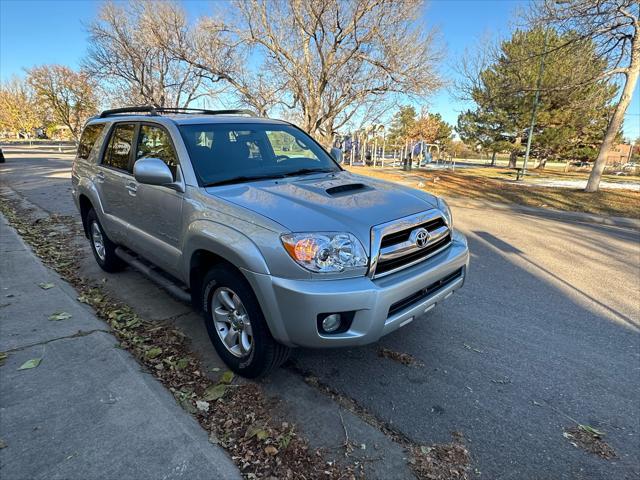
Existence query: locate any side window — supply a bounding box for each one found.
[136,125,179,179]
[103,123,135,172]
[77,124,105,160]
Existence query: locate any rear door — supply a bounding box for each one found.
[124,123,184,275]
[96,122,137,244]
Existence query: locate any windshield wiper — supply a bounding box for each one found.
[282,168,336,177]
[203,173,286,187]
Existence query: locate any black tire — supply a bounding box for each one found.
[86,208,125,273]
[201,266,290,378]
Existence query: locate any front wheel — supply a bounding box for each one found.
[202,266,290,378]
[86,208,124,273]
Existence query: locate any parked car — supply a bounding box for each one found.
[71,107,469,377]
[569,160,591,168]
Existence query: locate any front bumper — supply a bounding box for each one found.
[243,230,469,348]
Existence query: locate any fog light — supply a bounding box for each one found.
[321,313,342,333]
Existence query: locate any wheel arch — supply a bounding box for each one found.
[184,221,271,309]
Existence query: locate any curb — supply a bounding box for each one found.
[448,198,640,229]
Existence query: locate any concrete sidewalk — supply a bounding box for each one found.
[0,214,241,480]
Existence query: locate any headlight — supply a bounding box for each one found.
[437,197,453,227]
[281,232,368,273]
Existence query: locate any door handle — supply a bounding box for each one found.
[95,171,105,183]
[126,182,138,196]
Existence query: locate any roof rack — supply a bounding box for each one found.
[99,105,257,118]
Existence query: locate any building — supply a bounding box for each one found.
[606,143,632,165]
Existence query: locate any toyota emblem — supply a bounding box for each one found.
[411,228,430,248]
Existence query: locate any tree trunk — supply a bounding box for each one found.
[586,36,639,192]
[491,151,496,166]
[508,135,521,168]
[535,157,547,169]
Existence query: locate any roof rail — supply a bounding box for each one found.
[99,106,257,118]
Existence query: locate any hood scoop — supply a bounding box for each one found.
[325,183,370,197]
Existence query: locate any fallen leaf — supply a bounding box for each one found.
[18,358,41,370]
[579,424,604,438]
[175,358,190,370]
[245,424,269,440]
[196,400,210,412]
[0,439,7,449]
[0,352,7,366]
[203,384,227,401]
[220,370,234,384]
[146,347,162,359]
[48,311,72,321]
[179,398,197,414]
[265,445,279,456]
[39,283,55,290]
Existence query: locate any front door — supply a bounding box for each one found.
[124,123,184,276]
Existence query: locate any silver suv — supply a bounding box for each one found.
[72,107,469,377]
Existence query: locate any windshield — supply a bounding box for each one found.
[178,123,341,187]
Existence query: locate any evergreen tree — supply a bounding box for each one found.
[458,28,617,168]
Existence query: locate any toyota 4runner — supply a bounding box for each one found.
[72,106,469,377]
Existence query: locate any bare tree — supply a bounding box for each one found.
[85,1,206,108]
[0,77,40,137]
[150,0,442,145]
[238,0,442,145]
[27,65,98,142]
[532,0,639,192]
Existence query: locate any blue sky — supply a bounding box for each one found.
[1,0,638,139]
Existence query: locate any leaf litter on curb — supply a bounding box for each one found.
[410,432,471,480]
[378,346,423,367]
[563,424,616,460]
[299,371,472,480]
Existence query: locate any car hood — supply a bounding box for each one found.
[205,171,440,247]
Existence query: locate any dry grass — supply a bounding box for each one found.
[348,166,640,219]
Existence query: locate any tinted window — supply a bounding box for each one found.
[136,125,178,179]
[178,123,339,186]
[103,123,135,172]
[77,124,105,159]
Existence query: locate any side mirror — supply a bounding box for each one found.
[134,157,174,186]
[330,147,343,164]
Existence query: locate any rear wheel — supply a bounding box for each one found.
[202,266,290,378]
[86,208,124,272]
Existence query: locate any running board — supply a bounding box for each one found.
[115,247,191,304]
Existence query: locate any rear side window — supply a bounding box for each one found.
[77,124,105,160]
[103,123,135,172]
[136,125,178,179]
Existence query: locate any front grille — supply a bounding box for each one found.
[371,210,452,278]
[387,268,463,317]
[375,234,451,276]
[380,218,446,249]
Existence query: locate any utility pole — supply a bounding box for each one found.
[522,28,550,176]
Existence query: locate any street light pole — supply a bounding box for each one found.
[522,28,550,176]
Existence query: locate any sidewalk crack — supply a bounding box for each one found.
[3,329,111,353]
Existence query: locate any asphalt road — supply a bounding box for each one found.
[1,149,639,479]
